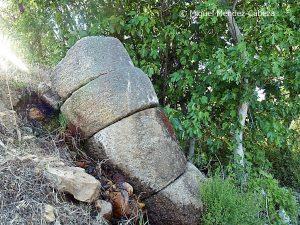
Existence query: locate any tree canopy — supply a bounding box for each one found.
[0,0,299,224]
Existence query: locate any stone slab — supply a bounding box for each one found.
[61,66,158,137]
[52,36,133,100]
[87,108,187,198]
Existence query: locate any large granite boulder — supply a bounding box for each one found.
[61,66,159,138]
[87,108,187,198]
[145,163,205,225]
[52,36,133,100]
[49,36,205,224]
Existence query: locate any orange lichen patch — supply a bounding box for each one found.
[109,191,130,218]
[75,160,89,168]
[28,107,45,121]
[157,109,177,141]
[66,123,85,139]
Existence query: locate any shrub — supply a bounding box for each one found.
[200,177,264,225]
[200,174,299,225]
[249,173,299,225]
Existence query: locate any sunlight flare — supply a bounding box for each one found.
[0,33,29,72]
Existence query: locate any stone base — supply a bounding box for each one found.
[145,163,205,225]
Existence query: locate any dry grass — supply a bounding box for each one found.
[0,119,148,225]
[0,158,105,225]
[0,122,109,225]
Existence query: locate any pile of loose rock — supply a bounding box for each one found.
[46,36,205,225]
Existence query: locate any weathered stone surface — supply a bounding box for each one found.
[45,166,100,203]
[38,82,62,110]
[122,182,133,196]
[61,66,158,137]
[0,81,23,108]
[145,163,205,225]
[0,109,19,134]
[52,36,133,100]
[87,108,187,198]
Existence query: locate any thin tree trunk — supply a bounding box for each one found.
[188,138,196,161]
[226,7,249,168]
[235,102,249,167]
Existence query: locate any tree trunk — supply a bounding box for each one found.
[235,102,249,167]
[226,9,249,168]
[188,138,196,162]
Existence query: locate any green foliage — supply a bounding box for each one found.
[1,2,298,171]
[58,113,68,131]
[249,173,299,224]
[201,175,299,225]
[10,80,27,89]
[1,0,299,223]
[200,177,264,225]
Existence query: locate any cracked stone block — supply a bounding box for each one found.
[145,163,205,225]
[87,108,187,198]
[61,66,159,138]
[51,36,133,100]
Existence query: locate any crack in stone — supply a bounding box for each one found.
[143,166,187,200]
[82,105,159,139]
[59,67,159,138]
[61,70,114,104]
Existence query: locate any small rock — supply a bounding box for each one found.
[122,182,133,196]
[95,200,113,221]
[45,166,100,203]
[28,107,45,121]
[38,82,62,110]
[22,135,35,141]
[43,204,55,223]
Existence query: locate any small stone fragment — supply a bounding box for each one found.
[43,204,55,223]
[45,166,100,203]
[95,200,113,221]
[122,182,133,196]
